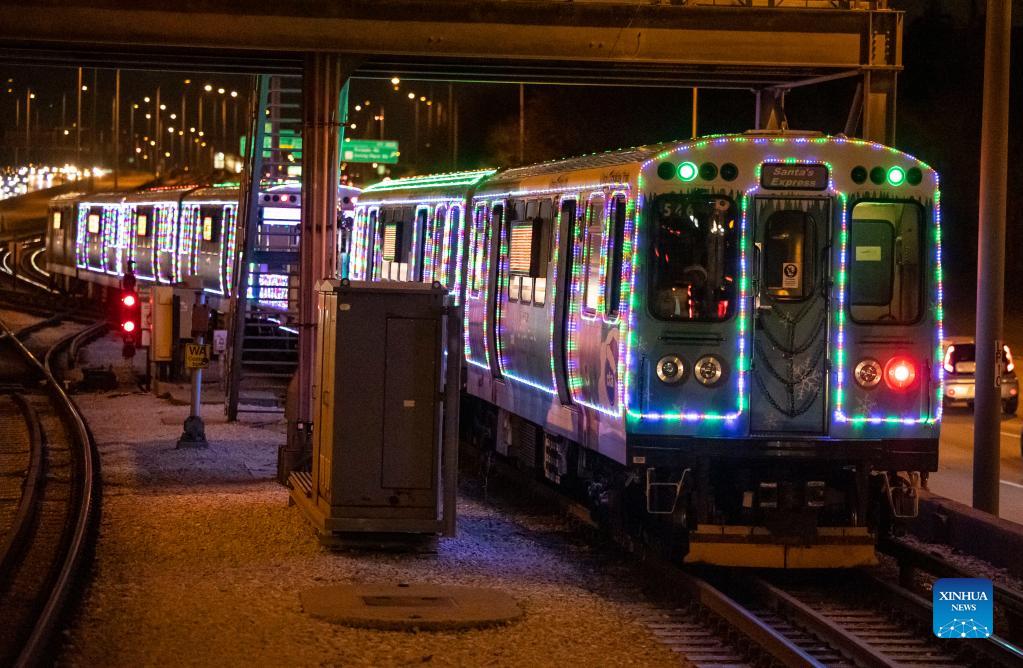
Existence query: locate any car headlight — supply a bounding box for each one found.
[656,355,686,384]
[694,355,725,387]
[854,358,882,389]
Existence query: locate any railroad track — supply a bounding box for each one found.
[470,448,1023,667]
[0,312,104,666]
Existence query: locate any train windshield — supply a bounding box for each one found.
[649,194,738,322]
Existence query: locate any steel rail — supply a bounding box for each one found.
[867,573,1023,666]
[0,395,44,588]
[0,315,100,666]
[879,535,1023,640]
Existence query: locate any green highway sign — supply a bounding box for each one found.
[342,139,400,164]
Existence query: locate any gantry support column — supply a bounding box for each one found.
[860,11,901,144]
[280,53,358,481]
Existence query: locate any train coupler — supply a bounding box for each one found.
[645,467,690,515]
[880,471,921,519]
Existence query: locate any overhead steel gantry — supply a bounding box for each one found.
[0,0,902,474]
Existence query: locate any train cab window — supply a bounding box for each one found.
[136,213,149,237]
[649,194,738,322]
[763,210,815,300]
[52,211,62,230]
[606,195,627,317]
[583,195,606,312]
[848,201,922,324]
[87,212,101,234]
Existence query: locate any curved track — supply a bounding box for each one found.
[0,312,103,666]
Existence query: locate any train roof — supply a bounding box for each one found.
[48,191,88,205]
[358,169,496,202]
[358,130,935,199]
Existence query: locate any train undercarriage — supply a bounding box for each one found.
[464,396,934,568]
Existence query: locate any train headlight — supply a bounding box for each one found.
[854,358,882,389]
[884,356,917,391]
[694,355,724,387]
[656,355,686,384]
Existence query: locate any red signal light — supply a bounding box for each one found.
[884,356,917,391]
[121,293,136,307]
[122,320,136,333]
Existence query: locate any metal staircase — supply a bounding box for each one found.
[226,74,304,418]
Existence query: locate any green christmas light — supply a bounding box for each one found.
[677,161,698,182]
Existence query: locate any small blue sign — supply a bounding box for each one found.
[933,578,993,638]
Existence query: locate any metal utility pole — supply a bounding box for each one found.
[24,89,30,164]
[75,67,82,166]
[974,0,1011,516]
[278,53,357,480]
[113,70,120,189]
[692,87,699,138]
[518,83,525,164]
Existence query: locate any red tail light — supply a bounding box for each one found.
[884,356,917,391]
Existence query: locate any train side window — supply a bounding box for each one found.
[605,195,627,317]
[764,210,814,301]
[445,207,461,290]
[87,212,101,234]
[428,205,446,284]
[848,201,922,324]
[52,211,62,230]
[414,207,429,281]
[508,211,542,304]
[470,203,488,294]
[137,213,149,237]
[202,214,219,243]
[583,195,606,313]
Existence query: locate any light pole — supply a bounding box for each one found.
[24,89,32,164]
[75,67,82,166]
[974,0,1012,515]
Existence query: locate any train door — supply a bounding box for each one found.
[464,202,490,370]
[552,198,577,405]
[485,202,505,379]
[750,197,831,434]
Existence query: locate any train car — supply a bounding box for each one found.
[352,131,942,568]
[46,190,86,287]
[47,182,359,313]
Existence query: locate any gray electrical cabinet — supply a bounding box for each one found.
[290,279,459,542]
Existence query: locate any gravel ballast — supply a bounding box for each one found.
[58,341,678,666]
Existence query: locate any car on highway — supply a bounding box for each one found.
[942,337,1018,414]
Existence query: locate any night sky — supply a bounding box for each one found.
[0,1,1018,317]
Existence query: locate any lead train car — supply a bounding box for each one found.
[351,131,942,568]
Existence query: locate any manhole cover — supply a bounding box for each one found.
[300,583,522,630]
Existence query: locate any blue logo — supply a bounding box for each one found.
[933,578,993,639]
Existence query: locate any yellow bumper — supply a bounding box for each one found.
[683,525,878,568]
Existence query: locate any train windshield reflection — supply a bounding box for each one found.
[649,194,738,322]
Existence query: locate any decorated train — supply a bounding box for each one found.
[45,182,359,312]
[350,131,942,568]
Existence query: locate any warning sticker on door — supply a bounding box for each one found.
[855,246,882,261]
[782,262,801,289]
